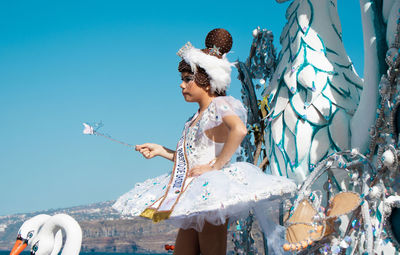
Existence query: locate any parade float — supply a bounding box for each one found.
[233,0,400,254]
[79,0,400,254]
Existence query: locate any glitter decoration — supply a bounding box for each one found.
[209,45,221,56]
[231,214,258,255]
[234,27,277,255]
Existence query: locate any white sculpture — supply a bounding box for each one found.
[29,214,82,255]
[265,0,398,183]
[10,214,62,255]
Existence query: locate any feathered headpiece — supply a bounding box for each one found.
[177,28,234,94]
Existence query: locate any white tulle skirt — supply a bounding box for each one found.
[113,162,296,232]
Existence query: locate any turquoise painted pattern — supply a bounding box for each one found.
[265,0,363,182]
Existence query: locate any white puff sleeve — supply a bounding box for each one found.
[213,96,247,126]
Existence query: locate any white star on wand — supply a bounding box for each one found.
[82,122,133,148]
[82,123,94,135]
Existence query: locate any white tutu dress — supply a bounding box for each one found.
[113,96,297,236]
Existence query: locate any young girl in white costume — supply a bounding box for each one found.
[113,28,296,255]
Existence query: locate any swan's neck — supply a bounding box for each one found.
[41,214,82,255]
[359,0,387,82]
[350,0,387,152]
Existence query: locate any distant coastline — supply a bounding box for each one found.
[0,200,265,253]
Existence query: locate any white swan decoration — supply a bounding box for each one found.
[352,0,399,153]
[265,0,364,182]
[30,214,82,255]
[265,0,398,183]
[10,214,62,255]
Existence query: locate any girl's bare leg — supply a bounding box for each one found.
[174,228,200,255]
[198,221,229,255]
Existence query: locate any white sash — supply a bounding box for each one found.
[140,121,195,222]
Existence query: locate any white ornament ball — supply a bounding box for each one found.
[382,149,395,167]
[351,172,359,181]
[252,28,259,38]
[384,204,392,215]
[369,186,382,199]
[351,148,359,155]
[260,79,266,85]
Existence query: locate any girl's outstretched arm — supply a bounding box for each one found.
[136,143,175,161]
[189,115,247,176]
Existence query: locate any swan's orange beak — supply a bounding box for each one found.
[10,239,27,255]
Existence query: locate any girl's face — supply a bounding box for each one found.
[180,72,211,103]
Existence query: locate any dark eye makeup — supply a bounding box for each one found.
[181,75,194,83]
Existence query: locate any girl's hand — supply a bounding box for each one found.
[189,160,218,177]
[135,143,163,159]
[135,143,176,161]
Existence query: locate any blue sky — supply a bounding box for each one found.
[0,0,363,216]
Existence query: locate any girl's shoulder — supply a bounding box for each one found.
[212,95,242,105]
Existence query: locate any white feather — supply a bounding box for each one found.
[177,42,234,93]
